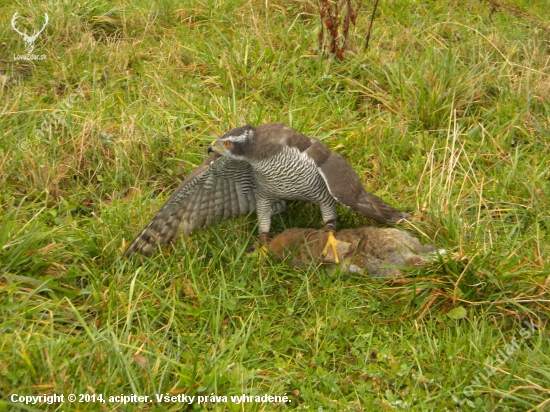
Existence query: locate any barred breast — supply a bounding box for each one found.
[250,146,335,206]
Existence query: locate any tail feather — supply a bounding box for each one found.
[356,193,411,224]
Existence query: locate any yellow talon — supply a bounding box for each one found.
[321,231,341,264]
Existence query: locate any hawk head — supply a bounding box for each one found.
[208,125,255,160]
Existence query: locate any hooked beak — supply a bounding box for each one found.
[207,140,225,154]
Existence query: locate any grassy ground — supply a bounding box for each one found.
[1,0,549,410]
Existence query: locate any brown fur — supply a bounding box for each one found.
[267,227,439,277]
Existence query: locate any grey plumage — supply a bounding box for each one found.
[125,122,410,256]
[125,154,257,256]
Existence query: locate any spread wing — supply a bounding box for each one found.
[125,153,257,256]
[304,139,411,224]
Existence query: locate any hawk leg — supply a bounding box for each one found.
[245,232,272,254]
[321,231,343,264]
[320,220,343,264]
[258,232,274,253]
[258,232,274,244]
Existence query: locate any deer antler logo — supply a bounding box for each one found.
[11,12,49,54]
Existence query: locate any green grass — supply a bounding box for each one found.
[1,0,549,410]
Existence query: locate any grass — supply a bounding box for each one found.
[1,0,549,410]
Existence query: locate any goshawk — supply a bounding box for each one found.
[125,123,410,261]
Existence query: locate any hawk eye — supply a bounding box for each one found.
[224,141,231,148]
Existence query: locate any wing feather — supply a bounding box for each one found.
[222,176,231,220]
[205,176,219,227]
[236,180,248,214]
[125,153,257,256]
[214,176,225,221]
[302,139,410,224]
